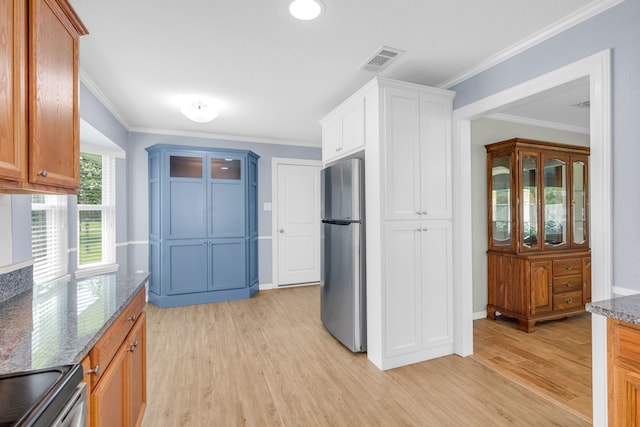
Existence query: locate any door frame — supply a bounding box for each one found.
[271,157,323,288]
[451,50,611,424]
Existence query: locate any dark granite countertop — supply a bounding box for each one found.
[0,272,149,375]
[586,293,640,325]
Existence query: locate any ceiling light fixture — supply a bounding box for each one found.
[180,101,218,123]
[289,0,324,20]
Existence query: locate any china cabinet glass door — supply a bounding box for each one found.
[491,155,512,248]
[521,154,539,250]
[543,155,568,249]
[571,157,588,248]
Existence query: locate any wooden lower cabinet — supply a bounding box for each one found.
[487,251,590,332]
[608,318,640,426]
[84,288,146,427]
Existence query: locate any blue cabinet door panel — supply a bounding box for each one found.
[210,239,246,290]
[209,183,245,237]
[169,181,207,238]
[166,240,208,295]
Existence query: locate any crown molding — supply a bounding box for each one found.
[437,0,624,89]
[485,113,589,134]
[127,126,322,148]
[80,68,131,130]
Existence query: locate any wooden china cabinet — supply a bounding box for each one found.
[485,138,590,332]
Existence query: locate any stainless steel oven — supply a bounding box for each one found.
[0,364,85,427]
[50,382,86,427]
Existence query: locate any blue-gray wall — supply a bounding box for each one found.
[451,0,640,289]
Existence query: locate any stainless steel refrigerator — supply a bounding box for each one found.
[320,158,366,352]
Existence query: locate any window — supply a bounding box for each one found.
[32,195,68,284]
[77,153,116,271]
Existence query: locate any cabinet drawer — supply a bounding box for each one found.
[553,291,583,311]
[552,275,582,294]
[553,258,582,276]
[89,288,145,386]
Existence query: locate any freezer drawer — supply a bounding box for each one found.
[321,222,366,352]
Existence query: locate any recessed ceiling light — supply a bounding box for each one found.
[289,0,324,20]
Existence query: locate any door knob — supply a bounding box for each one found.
[279,229,285,233]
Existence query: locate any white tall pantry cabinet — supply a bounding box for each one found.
[321,77,455,370]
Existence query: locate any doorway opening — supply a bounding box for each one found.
[451,50,612,423]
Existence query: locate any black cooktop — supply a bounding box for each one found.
[0,364,82,427]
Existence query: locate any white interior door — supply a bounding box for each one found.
[276,162,321,286]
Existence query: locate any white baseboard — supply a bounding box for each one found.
[259,283,275,290]
[473,311,487,320]
[612,286,640,297]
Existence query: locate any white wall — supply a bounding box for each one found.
[470,117,590,315]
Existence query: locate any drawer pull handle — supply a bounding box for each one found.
[36,170,48,177]
[565,264,573,270]
[565,282,572,287]
[86,365,100,376]
[128,315,138,322]
[565,297,573,304]
[128,340,139,353]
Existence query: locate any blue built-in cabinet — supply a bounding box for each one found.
[146,144,259,308]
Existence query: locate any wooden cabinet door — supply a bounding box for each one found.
[29,0,82,189]
[92,340,128,427]
[128,313,146,427]
[582,256,592,304]
[530,261,552,315]
[608,320,640,426]
[0,0,27,183]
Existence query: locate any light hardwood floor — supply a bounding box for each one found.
[142,286,590,426]
[472,314,592,422]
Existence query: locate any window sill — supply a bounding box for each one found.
[75,264,120,280]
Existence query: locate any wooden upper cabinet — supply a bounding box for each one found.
[486,138,590,254]
[0,0,27,184]
[0,0,87,193]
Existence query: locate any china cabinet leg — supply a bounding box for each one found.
[487,307,497,320]
[519,319,535,333]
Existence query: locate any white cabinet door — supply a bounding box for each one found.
[340,98,365,154]
[420,221,453,347]
[384,221,422,357]
[383,88,452,221]
[322,116,340,161]
[384,220,453,358]
[383,87,421,221]
[419,96,452,219]
[321,97,366,163]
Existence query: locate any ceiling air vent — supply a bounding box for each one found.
[360,46,405,72]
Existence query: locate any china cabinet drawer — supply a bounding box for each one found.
[553,258,582,276]
[552,275,583,293]
[88,288,145,385]
[553,291,582,311]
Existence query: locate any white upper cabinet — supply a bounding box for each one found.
[383,86,453,221]
[321,94,366,162]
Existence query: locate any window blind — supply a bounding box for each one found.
[32,195,68,284]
